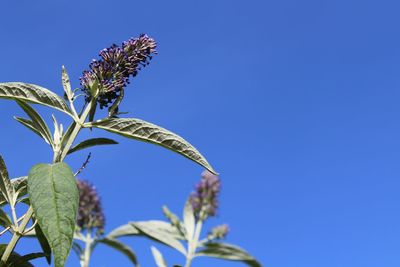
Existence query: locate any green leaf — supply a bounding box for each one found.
[27,162,79,267]
[61,66,73,100]
[14,117,45,142]
[67,138,118,155]
[195,242,262,267]
[12,176,28,201]
[34,224,52,264]
[71,242,83,256]
[0,177,27,207]
[162,206,185,237]
[151,246,167,267]
[0,156,14,206]
[0,244,34,267]
[20,252,47,262]
[19,224,51,263]
[130,221,186,255]
[16,100,53,146]
[97,237,138,266]
[183,200,195,242]
[61,121,76,148]
[0,82,72,115]
[107,224,139,239]
[0,208,12,228]
[89,118,216,174]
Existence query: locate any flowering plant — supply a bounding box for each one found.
[0,35,260,267]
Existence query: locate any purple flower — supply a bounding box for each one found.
[76,179,105,235]
[189,170,221,220]
[80,34,157,109]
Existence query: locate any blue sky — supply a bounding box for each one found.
[1,0,400,266]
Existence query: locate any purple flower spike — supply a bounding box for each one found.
[77,179,105,235]
[189,170,221,221]
[80,34,157,109]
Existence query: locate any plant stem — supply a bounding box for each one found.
[58,99,95,162]
[10,205,18,226]
[184,219,203,267]
[80,232,93,267]
[0,207,33,266]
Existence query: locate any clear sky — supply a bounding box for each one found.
[0,0,400,266]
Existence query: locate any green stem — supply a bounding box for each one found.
[0,207,34,266]
[80,232,93,267]
[58,99,95,162]
[184,219,203,267]
[10,205,18,227]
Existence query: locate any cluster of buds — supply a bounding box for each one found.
[207,224,230,240]
[76,179,105,235]
[189,170,221,221]
[80,34,157,109]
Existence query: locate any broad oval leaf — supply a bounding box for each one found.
[89,118,216,174]
[0,82,72,115]
[196,242,262,267]
[27,163,79,267]
[96,237,139,266]
[130,220,186,255]
[67,138,118,155]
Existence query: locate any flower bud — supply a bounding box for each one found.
[189,170,221,221]
[208,224,230,240]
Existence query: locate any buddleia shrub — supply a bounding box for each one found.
[0,35,260,267]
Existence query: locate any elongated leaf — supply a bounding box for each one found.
[107,224,139,239]
[0,156,14,205]
[21,224,51,265]
[97,237,138,266]
[151,246,167,267]
[183,200,195,242]
[196,242,262,267]
[0,83,72,115]
[12,176,28,202]
[28,163,79,267]
[0,208,12,228]
[0,244,34,267]
[89,118,216,174]
[67,138,118,155]
[61,121,76,147]
[16,101,53,146]
[162,206,185,236]
[61,66,73,100]
[14,117,46,142]
[34,224,52,264]
[21,252,47,262]
[0,177,27,207]
[130,221,186,255]
[72,243,83,256]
